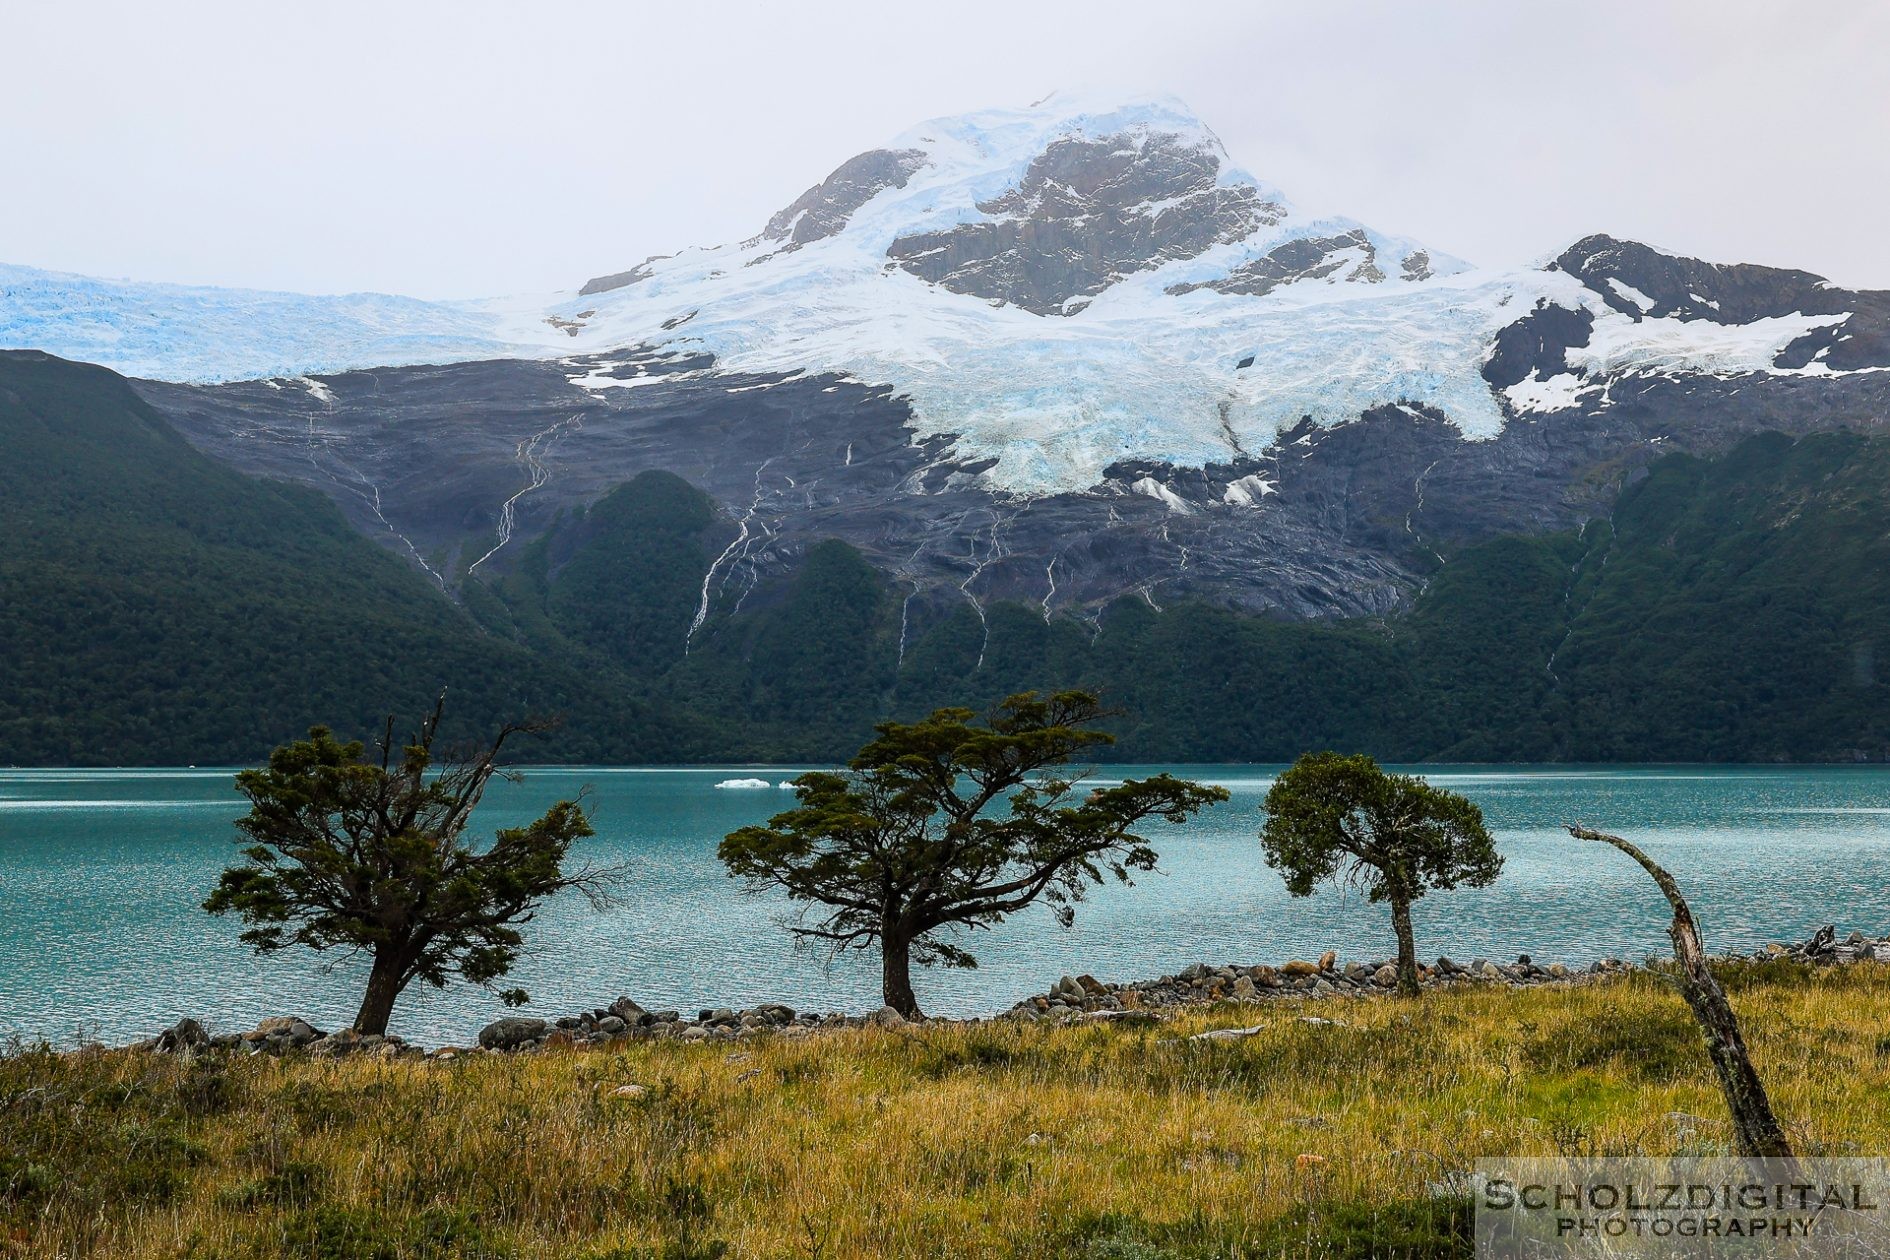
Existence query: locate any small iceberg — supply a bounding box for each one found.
[713,777,772,790]
[778,781,797,789]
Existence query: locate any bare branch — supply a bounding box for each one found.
[1567,824,1793,1160]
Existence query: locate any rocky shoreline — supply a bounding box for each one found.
[117,925,1883,1062]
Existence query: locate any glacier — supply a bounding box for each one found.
[0,264,548,383]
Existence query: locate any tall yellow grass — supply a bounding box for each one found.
[4,963,1885,1259]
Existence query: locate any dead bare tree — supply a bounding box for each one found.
[1566,825,1793,1159]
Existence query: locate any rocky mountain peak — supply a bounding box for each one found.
[1550,232,1890,371]
[1551,233,1828,323]
[759,148,931,251]
[885,125,1283,315]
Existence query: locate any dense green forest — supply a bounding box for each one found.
[0,352,688,764]
[5,349,1889,766]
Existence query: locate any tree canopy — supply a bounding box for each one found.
[1260,751,1500,995]
[719,691,1227,1016]
[203,702,610,1034]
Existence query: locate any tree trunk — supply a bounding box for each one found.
[881,929,921,1020]
[1390,894,1421,997]
[1567,826,1793,1159]
[353,951,406,1036]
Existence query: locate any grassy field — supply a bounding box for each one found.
[3,963,1886,1259]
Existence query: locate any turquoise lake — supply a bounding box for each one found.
[3,765,1887,1046]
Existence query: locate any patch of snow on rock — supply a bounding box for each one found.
[1222,473,1277,505]
[1132,477,1195,513]
[1568,310,1849,378]
[1604,277,1656,312]
[1504,372,1592,413]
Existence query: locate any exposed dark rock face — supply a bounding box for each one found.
[1482,300,1597,390]
[1557,233,1835,322]
[579,257,667,298]
[1167,228,1384,297]
[543,311,595,337]
[1553,233,1890,370]
[885,131,1283,314]
[758,148,930,249]
[581,148,932,293]
[134,341,1890,631]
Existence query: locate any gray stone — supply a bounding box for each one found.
[477,1017,548,1051]
[308,1029,363,1056]
[153,1018,209,1054]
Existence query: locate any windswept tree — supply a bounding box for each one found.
[204,702,611,1035]
[719,691,1228,1018]
[1260,752,1502,997]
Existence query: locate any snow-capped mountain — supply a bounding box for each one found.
[8,92,1890,623]
[540,92,1496,495]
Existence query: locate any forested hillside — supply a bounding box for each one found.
[886,428,1890,762]
[0,352,675,764]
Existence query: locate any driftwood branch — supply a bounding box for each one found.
[1566,825,1793,1159]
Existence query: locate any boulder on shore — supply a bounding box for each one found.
[478,1017,548,1051]
[153,1018,209,1055]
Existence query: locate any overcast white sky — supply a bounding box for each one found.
[8,0,1887,298]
